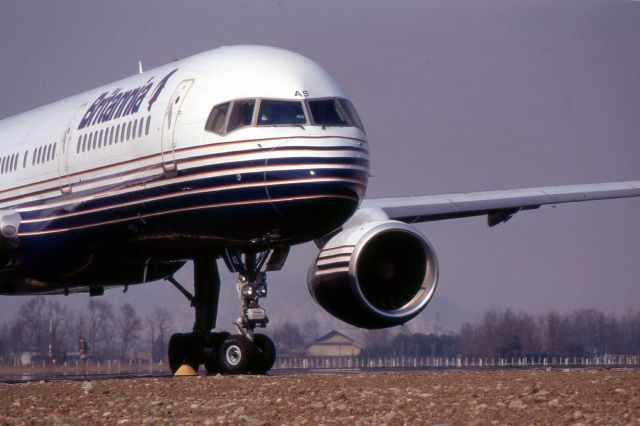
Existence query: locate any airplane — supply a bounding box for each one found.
[0,45,638,375]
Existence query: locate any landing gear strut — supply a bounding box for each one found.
[166,248,286,375]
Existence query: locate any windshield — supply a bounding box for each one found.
[227,99,255,133]
[338,99,365,132]
[205,97,364,134]
[308,99,349,126]
[205,102,229,135]
[258,100,306,125]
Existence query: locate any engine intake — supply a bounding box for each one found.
[308,220,438,329]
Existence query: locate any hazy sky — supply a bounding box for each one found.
[1,1,639,334]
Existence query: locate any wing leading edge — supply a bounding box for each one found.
[361,181,640,227]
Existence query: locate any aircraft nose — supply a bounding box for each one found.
[264,137,369,237]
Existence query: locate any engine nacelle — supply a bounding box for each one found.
[308,220,438,329]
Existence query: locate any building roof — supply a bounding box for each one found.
[307,329,364,349]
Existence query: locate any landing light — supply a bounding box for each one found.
[256,286,267,297]
[241,285,254,297]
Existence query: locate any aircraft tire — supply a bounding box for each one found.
[168,333,201,374]
[203,331,230,375]
[168,333,185,373]
[219,334,255,374]
[250,333,276,374]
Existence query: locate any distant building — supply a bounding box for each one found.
[306,330,363,357]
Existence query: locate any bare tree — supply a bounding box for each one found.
[0,323,16,364]
[147,307,174,362]
[620,310,640,354]
[272,321,305,355]
[16,297,48,356]
[46,301,70,361]
[569,308,613,356]
[302,318,320,344]
[540,311,570,356]
[117,303,142,360]
[361,328,393,356]
[87,299,115,360]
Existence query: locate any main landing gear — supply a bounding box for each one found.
[166,248,287,375]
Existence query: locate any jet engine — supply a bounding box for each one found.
[308,220,438,329]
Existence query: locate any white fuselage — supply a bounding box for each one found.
[0,46,369,293]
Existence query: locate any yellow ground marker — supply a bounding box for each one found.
[174,364,198,376]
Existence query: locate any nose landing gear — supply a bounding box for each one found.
[166,249,286,375]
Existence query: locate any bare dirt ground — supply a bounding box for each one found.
[0,368,638,425]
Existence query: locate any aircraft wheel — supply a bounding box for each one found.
[168,333,200,374]
[251,334,276,374]
[219,335,255,374]
[203,332,230,375]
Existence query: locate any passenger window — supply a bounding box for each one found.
[132,120,137,140]
[205,103,230,135]
[145,116,151,135]
[23,151,28,168]
[115,125,120,143]
[77,136,81,153]
[120,124,125,143]
[127,121,132,140]
[1,157,5,173]
[82,135,87,152]
[257,100,306,126]
[227,100,255,133]
[138,119,143,138]
[308,99,349,126]
[98,129,104,148]
[52,143,57,160]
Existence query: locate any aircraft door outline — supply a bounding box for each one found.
[161,79,195,174]
[58,103,87,195]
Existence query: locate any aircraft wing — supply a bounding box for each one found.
[361,181,640,227]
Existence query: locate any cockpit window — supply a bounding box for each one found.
[204,97,364,135]
[205,102,229,135]
[308,99,349,126]
[227,99,255,133]
[338,99,365,132]
[257,100,306,125]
